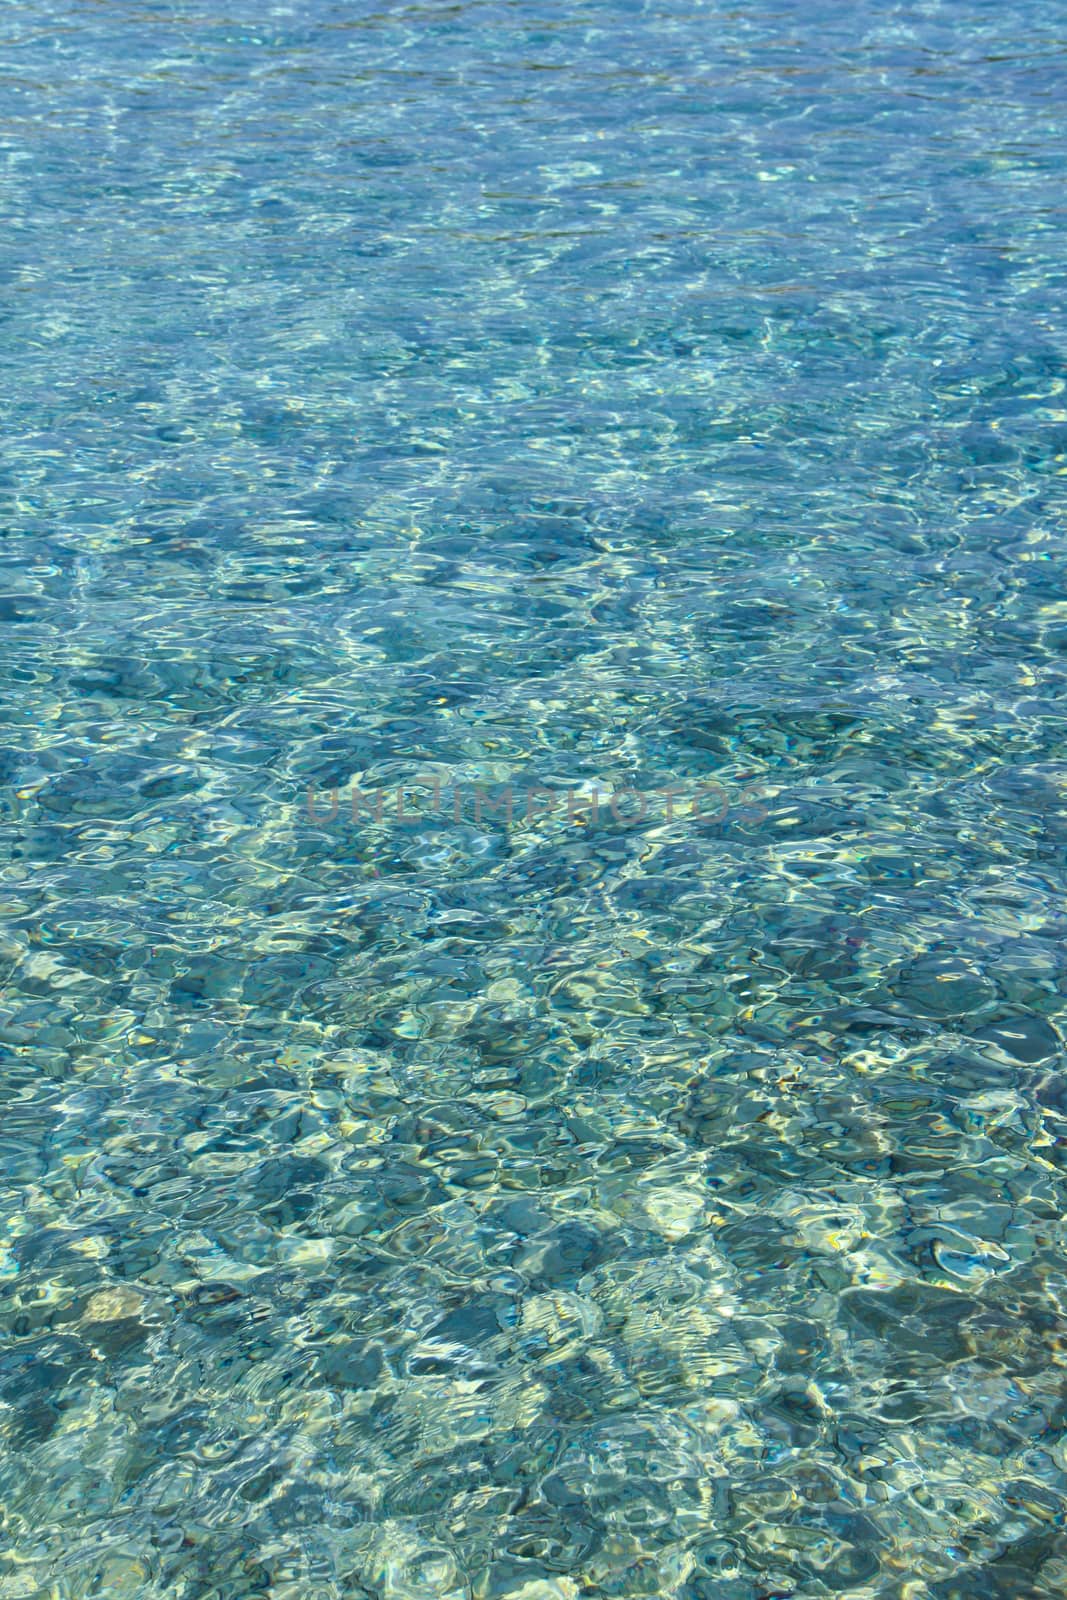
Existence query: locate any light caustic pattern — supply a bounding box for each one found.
[1,1,1067,1598]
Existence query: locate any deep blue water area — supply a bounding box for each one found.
[2,2,1067,1597]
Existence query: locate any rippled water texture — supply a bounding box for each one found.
[2,1,1067,1596]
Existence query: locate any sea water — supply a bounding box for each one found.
[1,2,1066,1597]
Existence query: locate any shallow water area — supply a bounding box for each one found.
[2,1,1067,1597]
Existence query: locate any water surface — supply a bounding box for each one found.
[2,2,1067,1597]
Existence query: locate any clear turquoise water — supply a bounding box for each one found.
[2,2,1067,1596]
